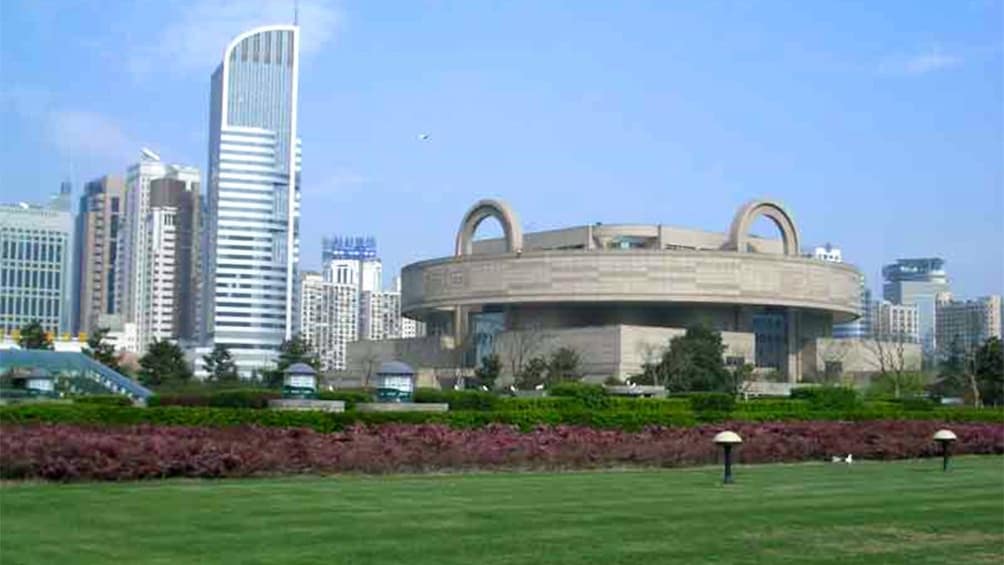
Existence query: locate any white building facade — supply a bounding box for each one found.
[205,25,302,376]
[296,270,358,371]
[872,300,920,343]
[0,192,74,336]
[117,150,199,350]
[936,295,1003,354]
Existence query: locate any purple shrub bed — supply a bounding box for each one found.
[2,421,1001,482]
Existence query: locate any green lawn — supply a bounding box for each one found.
[2,457,1002,564]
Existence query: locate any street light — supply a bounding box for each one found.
[932,429,957,472]
[714,430,743,484]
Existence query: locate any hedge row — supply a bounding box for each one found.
[3,403,1001,434]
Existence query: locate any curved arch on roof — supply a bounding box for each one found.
[223,24,298,59]
[455,199,523,256]
[728,199,801,256]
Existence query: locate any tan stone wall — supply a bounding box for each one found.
[806,337,923,381]
[401,250,860,322]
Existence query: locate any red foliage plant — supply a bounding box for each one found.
[1,421,1001,482]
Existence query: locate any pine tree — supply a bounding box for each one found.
[18,320,53,350]
[202,344,239,384]
[83,327,120,371]
[139,340,193,386]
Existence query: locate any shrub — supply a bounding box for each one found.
[2,421,1001,481]
[316,390,372,410]
[413,388,498,411]
[147,389,279,409]
[885,397,937,411]
[72,395,133,407]
[207,390,280,409]
[689,392,736,414]
[548,382,610,409]
[790,386,860,410]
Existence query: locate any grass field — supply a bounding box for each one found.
[2,457,1002,564]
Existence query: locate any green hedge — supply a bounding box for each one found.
[413,388,499,411]
[0,404,695,432]
[688,393,736,414]
[2,403,1000,433]
[316,390,372,410]
[548,383,611,409]
[790,386,860,410]
[147,389,280,409]
[72,395,134,407]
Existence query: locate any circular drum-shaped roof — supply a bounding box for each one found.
[377,360,415,376]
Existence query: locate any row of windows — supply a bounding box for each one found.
[0,296,62,319]
[1,239,66,263]
[1,269,62,290]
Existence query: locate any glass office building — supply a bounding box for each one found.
[205,25,302,375]
[0,195,74,335]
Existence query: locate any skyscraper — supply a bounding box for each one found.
[74,175,125,334]
[140,178,201,345]
[205,25,301,375]
[0,188,74,335]
[882,258,950,357]
[117,149,200,349]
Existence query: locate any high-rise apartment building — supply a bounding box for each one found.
[73,175,125,334]
[882,258,950,355]
[117,150,199,349]
[139,178,200,345]
[936,295,1002,353]
[872,300,920,343]
[296,270,358,371]
[0,186,74,335]
[360,290,401,341]
[204,25,301,376]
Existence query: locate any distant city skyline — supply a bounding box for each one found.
[2,1,1001,300]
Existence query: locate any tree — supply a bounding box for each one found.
[515,357,549,390]
[931,336,970,400]
[474,354,502,390]
[17,320,53,350]
[139,340,192,386]
[635,341,665,386]
[83,327,119,371]
[547,347,581,383]
[202,344,239,384]
[264,335,320,388]
[974,337,1003,406]
[862,327,914,399]
[656,326,731,393]
[496,325,548,383]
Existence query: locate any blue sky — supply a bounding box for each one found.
[2,0,1001,298]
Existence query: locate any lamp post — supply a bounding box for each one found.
[713,430,743,484]
[932,429,957,472]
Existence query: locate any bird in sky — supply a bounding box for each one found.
[418,133,430,141]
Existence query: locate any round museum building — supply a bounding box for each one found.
[352,198,864,383]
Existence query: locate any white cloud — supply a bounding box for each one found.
[878,48,962,76]
[128,0,340,78]
[47,109,136,163]
[3,86,137,164]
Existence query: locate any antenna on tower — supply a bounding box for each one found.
[294,0,299,25]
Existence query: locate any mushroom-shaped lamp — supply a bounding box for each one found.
[932,429,957,472]
[713,430,743,484]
